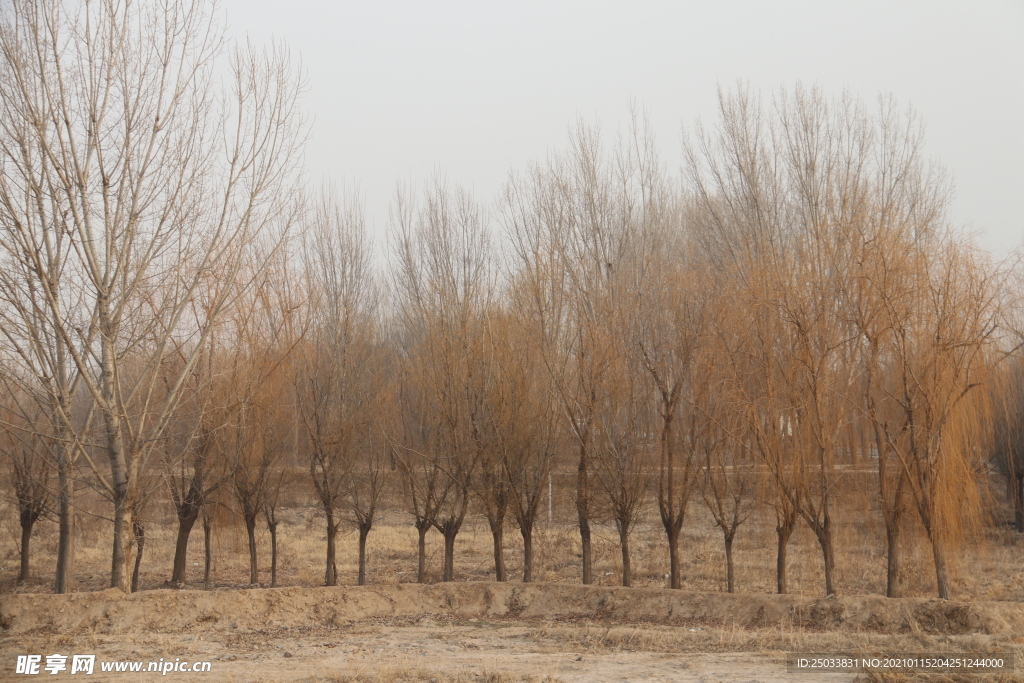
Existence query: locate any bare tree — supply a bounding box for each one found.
[485,302,557,583]
[163,330,235,586]
[592,362,649,587]
[633,217,705,591]
[393,371,448,583]
[349,433,391,586]
[692,343,755,594]
[228,380,292,587]
[0,0,305,591]
[843,102,941,595]
[226,258,301,587]
[298,186,381,586]
[503,120,647,584]
[688,86,868,597]
[392,180,490,582]
[470,342,511,582]
[0,396,51,583]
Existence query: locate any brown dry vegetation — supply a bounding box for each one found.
[4,580,1024,682]
[3,470,1023,601]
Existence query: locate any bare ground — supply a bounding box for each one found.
[3,582,1024,682]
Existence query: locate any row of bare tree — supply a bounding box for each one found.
[1,1,1021,601]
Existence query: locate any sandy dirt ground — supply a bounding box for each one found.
[6,623,835,683]
[3,582,1023,682]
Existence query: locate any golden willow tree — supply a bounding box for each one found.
[0,0,305,591]
[502,119,649,585]
[297,188,383,587]
[687,84,1004,599]
[392,179,492,582]
[991,354,1024,534]
[481,302,559,583]
[864,239,1001,599]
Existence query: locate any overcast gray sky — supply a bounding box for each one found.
[221,0,1024,256]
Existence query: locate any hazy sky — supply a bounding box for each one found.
[221,0,1024,256]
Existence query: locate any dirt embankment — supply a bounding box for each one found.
[3,582,1024,637]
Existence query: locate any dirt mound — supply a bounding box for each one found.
[3,582,1023,637]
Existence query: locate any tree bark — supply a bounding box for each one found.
[54,444,74,594]
[268,519,278,588]
[812,519,836,597]
[617,521,631,587]
[490,525,505,582]
[203,510,213,590]
[776,515,795,594]
[53,333,75,595]
[110,493,134,592]
[881,469,906,598]
[325,511,338,586]
[442,529,457,582]
[171,512,199,585]
[931,532,951,599]
[724,533,735,593]
[245,515,258,585]
[658,410,686,590]
[884,511,902,598]
[19,517,33,582]
[416,521,429,583]
[577,444,592,585]
[358,522,371,585]
[521,524,534,583]
[667,527,681,589]
[101,312,133,593]
[131,519,145,593]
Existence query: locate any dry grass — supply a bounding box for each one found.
[2,471,1023,603]
[297,671,561,683]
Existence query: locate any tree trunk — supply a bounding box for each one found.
[442,529,457,582]
[776,516,795,594]
[813,519,836,597]
[1016,474,1024,533]
[171,512,199,585]
[245,515,258,585]
[724,533,735,594]
[521,524,534,583]
[930,531,951,599]
[416,522,429,583]
[101,323,133,593]
[358,522,371,586]
[325,511,338,586]
[579,516,592,585]
[491,525,505,582]
[617,521,631,587]
[131,519,145,593]
[659,408,682,590]
[203,510,213,590]
[666,525,681,589]
[53,344,74,595]
[110,493,134,592]
[54,446,74,594]
[19,517,33,582]
[577,445,592,585]
[268,520,278,588]
[884,511,902,598]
